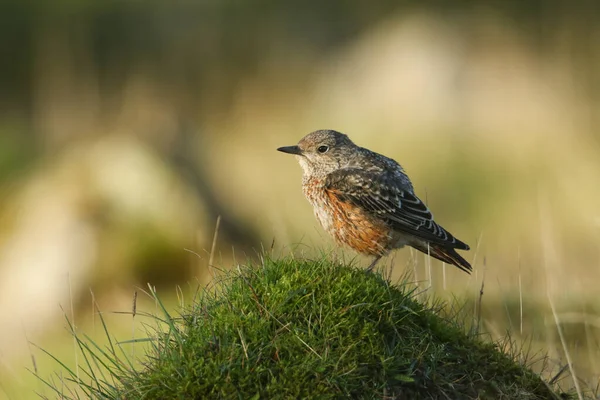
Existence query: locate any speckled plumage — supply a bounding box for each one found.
[277,129,471,273]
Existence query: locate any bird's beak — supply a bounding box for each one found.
[277,145,302,155]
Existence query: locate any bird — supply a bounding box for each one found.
[277,129,471,273]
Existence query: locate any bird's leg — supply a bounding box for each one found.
[366,255,383,273]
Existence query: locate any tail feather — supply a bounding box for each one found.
[412,243,472,274]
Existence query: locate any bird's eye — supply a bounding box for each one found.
[317,145,329,153]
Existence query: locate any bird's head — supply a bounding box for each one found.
[277,130,357,176]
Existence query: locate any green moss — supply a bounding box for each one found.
[39,257,575,399]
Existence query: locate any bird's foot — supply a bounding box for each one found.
[365,255,383,273]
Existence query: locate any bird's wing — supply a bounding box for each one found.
[325,168,469,250]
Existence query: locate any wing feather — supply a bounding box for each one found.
[325,168,470,251]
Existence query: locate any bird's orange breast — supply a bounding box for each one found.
[303,179,391,256]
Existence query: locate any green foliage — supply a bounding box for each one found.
[0,125,36,180]
[37,257,574,399]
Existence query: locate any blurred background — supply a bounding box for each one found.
[1,1,599,397]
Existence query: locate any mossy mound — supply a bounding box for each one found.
[44,257,571,399]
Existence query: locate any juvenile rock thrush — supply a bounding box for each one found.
[277,129,471,273]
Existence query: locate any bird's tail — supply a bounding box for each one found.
[413,243,472,274]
